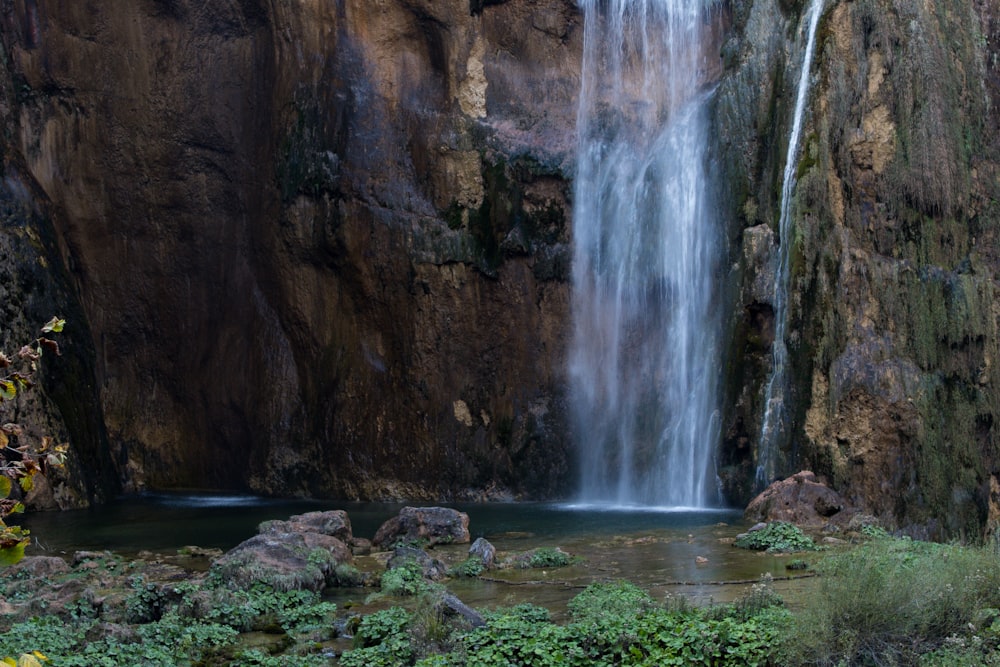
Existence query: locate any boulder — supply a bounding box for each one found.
[212,511,354,591]
[259,510,353,543]
[745,471,852,528]
[387,545,448,581]
[7,556,70,579]
[435,591,486,628]
[468,537,496,570]
[373,506,470,548]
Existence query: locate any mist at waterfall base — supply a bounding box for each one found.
[570,0,722,509]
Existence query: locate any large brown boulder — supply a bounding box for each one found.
[373,506,470,548]
[744,471,851,528]
[212,510,354,591]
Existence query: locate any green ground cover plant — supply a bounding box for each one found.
[342,579,786,666]
[5,530,1000,665]
[734,521,818,552]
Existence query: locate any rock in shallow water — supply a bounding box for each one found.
[212,510,354,592]
[373,506,471,548]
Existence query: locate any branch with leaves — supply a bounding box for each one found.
[0,317,67,565]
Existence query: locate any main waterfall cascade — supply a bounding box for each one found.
[570,0,723,508]
[756,0,825,489]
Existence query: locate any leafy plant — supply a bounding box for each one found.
[567,580,656,622]
[734,522,818,553]
[0,317,68,565]
[447,557,484,578]
[339,607,413,667]
[381,560,429,596]
[525,547,573,569]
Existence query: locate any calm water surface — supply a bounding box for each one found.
[19,493,819,614]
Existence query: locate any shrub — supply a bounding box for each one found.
[567,580,656,622]
[0,317,68,566]
[779,537,1000,665]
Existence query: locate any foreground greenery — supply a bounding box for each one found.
[3,532,1000,665]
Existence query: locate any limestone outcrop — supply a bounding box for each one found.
[213,510,355,591]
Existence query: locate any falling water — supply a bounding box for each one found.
[756,0,825,488]
[570,0,721,508]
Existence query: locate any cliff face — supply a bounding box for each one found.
[2,0,999,534]
[719,0,1000,537]
[1,0,580,500]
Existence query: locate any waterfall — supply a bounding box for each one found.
[570,0,721,508]
[756,0,825,488]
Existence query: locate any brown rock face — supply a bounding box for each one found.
[0,0,580,500]
[719,0,1000,537]
[2,0,999,541]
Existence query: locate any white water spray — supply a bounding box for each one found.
[756,0,825,488]
[570,0,721,508]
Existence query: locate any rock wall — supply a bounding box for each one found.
[719,0,1000,538]
[0,0,579,501]
[2,0,1000,536]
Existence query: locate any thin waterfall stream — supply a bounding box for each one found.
[570,0,722,508]
[756,0,825,488]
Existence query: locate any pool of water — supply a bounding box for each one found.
[17,492,820,613]
[18,492,738,554]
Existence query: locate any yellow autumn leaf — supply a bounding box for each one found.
[0,541,27,566]
[18,475,32,493]
[0,432,7,449]
[0,381,15,401]
[3,656,18,667]
[16,653,43,667]
[40,317,65,334]
[0,477,10,499]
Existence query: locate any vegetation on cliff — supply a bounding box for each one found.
[0,318,67,566]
